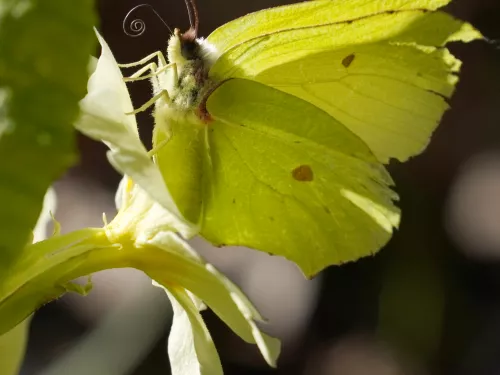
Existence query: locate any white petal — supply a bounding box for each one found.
[186,290,207,311]
[109,180,196,240]
[164,286,223,375]
[114,176,129,211]
[141,231,281,367]
[83,29,137,136]
[206,263,281,367]
[33,188,57,243]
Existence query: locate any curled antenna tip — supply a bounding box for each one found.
[123,4,172,37]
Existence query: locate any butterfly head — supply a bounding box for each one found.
[167,28,219,72]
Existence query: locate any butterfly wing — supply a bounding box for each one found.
[201,79,399,277]
[154,0,481,276]
[207,0,482,162]
[208,0,452,54]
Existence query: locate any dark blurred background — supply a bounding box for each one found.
[20,0,500,374]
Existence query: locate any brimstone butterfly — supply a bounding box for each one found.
[121,0,482,277]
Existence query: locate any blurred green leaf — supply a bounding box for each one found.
[0,185,58,375]
[0,317,31,375]
[0,0,96,272]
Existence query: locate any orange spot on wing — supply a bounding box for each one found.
[292,165,314,182]
[342,53,355,68]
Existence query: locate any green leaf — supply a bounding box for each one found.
[0,0,96,271]
[0,227,106,334]
[156,78,399,277]
[0,318,30,375]
[0,185,57,375]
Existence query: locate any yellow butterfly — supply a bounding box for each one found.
[118,0,482,277]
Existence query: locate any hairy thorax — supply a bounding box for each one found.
[154,31,219,129]
[174,59,215,116]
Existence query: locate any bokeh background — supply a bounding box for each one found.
[20,0,500,374]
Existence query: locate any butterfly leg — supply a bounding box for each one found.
[124,59,179,116]
[117,51,167,68]
[147,138,169,158]
[123,62,176,82]
[146,63,179,157]
[125,90,171,115]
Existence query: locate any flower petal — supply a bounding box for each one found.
[161,285,223,375]
[33,187,57,243]
[75,31,197,238]
[82,29,137,136]
[108,177,195,240]
[205,263,281,367]
[139,230,281,367]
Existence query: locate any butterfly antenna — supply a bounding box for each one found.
[123,4,172,37]
[184,0,199,37]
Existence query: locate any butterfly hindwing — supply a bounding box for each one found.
[202,79,399,276]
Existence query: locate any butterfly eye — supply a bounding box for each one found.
[180,38,199,60]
